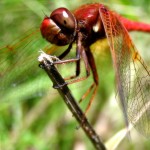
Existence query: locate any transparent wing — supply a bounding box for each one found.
[100,4,150,137]
[0,28,54,102]
[0,1,78,105]
[0,1,67,104]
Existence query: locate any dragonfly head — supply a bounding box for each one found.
[40,8,77,46]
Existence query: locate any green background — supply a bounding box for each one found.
[0,0,150,150]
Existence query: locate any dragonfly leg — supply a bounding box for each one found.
[58,42,73,59]
[50,39,81,82]
[64,59,80,81]
[54,32,91,83]
[67,38,91,84]
[62,41,81,81]
[79,48,99,114]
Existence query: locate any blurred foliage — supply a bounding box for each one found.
[0,0,150,150]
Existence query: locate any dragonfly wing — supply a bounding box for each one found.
[0,28,59,102]
[99,4,150,137]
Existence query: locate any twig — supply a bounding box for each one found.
[38,51,106,150]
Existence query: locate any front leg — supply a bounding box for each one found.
[58,42,73,59]
[54,32,91,83]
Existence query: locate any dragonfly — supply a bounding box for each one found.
[40,3,150,137]
[1,3,150,137]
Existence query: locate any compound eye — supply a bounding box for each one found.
[50,8,75,31]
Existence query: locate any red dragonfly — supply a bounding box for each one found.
[1,3,150,137]
[41,3,150,136]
